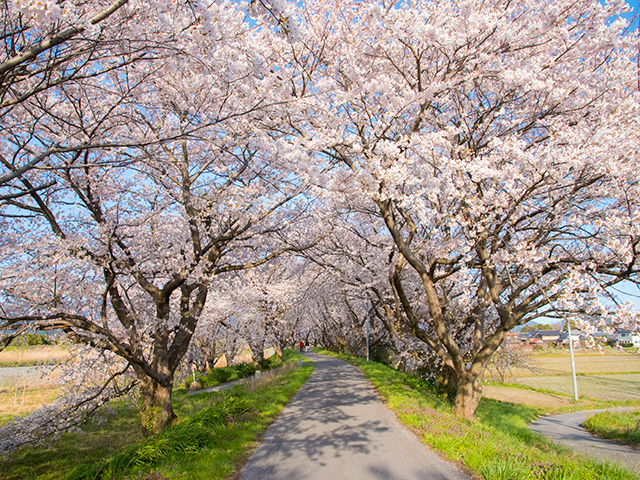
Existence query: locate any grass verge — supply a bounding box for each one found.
[583,410,640,448]
[0,350,314,480]
[315,349,638,480]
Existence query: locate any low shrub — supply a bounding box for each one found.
[257,358,272,372]
[235,362,256,378]
[203,367,233,385]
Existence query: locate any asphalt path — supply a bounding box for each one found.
[529,408,640,476]
[239,352,472,480]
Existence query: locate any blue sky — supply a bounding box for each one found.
[624,0,639,26]
[609,282,640,312]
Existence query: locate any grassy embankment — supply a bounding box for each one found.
[316,348,640,480]
[0,350,314,480]
[584,410,640,448]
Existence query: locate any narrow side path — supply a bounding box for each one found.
[529,408,640,477]
[239,352,472,480]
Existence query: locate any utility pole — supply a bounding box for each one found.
[567,318,579,401]
[366,301,370,362]
[530,270,579,401]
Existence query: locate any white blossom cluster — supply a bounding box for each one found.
[11,0,61,24]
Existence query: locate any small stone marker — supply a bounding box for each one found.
[254,370,261,378]
[297,358,303,367]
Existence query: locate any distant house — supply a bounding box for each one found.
[503,331,533,350]
[590,331,614,344]
[517,332,535,342]
[534,330,563,343]
[503,332,520,347]
[615,329,640,347]
[559,331,587,346]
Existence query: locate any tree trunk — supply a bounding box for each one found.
[437,364,458,401]
[139,377,176,435]
[273,343,283,361]
[248,337,265,364]
[453,371,483,422]
[204,343,217,371]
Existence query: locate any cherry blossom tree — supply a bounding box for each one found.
[0,0,312,438]
[211,255,316,363]
[0,0,161,207]
[300,0,640,420]
[300,201,438,370]
[0,0,300,204]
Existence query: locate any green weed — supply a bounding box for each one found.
[479,458,532,479]
[583,410,640,447]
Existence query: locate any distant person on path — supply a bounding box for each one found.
[299,341,304,353]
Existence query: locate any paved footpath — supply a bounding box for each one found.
[529,408,640,476]
[239,352,472,480]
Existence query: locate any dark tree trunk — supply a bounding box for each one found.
[139,376,176,435]
[437,364,458,401]
[249,339,265,364]
[453,370,483,422]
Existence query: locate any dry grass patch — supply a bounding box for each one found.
[533,354,640,376]
[0,345,70,365]
[482,385,575,408]
[0,385,60,425]
[517,374,640,401]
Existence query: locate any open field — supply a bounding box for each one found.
[0,386,60,426]
[0,345,70,366]
[526,352,640,376]
[489,350,640,379]
[485,350,640,404]
[518,373,640,401]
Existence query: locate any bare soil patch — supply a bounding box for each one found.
[482,385,574,408]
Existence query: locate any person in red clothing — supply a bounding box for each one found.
[299,341,304,353]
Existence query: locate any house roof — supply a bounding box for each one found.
[535,330,563,337]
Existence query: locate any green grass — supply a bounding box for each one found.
[0,402,145,480]
[583,410,640,447]
[0,349,314,480]
[315,349,637,480]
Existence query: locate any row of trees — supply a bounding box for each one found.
[1,0,639,449]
